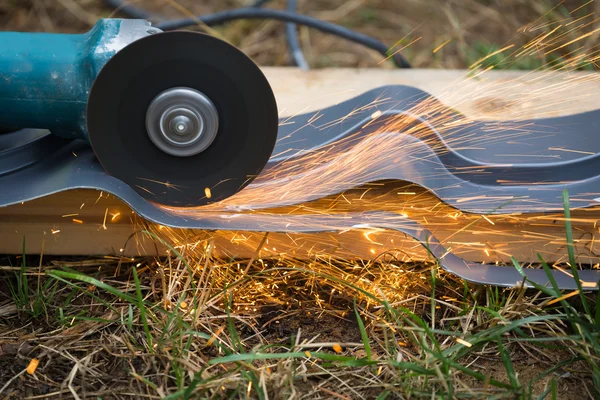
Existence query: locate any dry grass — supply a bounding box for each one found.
[0,237,598,398]
[1,1,600,399]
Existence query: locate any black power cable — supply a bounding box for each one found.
[251,0,272,7]
[285,0,309,70]
[104,0,269,18]
[103,0,154,19]
[157,8,410,68]
[104,1,411,68]
[249,0,308,69]
[105,0,308,68]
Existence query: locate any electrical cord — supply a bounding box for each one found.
[104,1,411,68]
[250,0,308,69]
[156,8,410,68]
[286,0,309,70]
[251,0,272,7]
[103,0,269,19]
[103,0,154,19]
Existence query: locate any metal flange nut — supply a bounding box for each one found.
[145,87,219,157]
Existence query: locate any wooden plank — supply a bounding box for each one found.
[1,187,599,264]
[264,68,600,119]
[1,67,600,263]
[2,184,599,264]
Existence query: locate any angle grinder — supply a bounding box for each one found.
[0,19,278,207]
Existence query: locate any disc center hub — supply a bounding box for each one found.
[169,114,195,137]
[161,107,202,145]
[146,87,219,157]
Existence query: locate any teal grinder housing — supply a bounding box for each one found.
[0,19,279,207]
[0,20,155,138]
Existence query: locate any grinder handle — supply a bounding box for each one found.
[0,19,155,140]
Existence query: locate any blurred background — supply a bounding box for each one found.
[1,0,599,70]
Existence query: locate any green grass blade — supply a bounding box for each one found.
[391,361,438,376]
[47,269,139,304]
[511,257,556,296]
[48,274,119,313]
[226,294,243,353]
[497,337,519,389]
[127,304,133,330]
[562,190,578,277]
[536,384,551,400]
[441,313,564,358]
[244,370,264,400]
[538,254,577,316]
[430,259,437,331]
[595,288,600,326]
[443,357,513,389]
[354,298,372,361]
[537,254,562,295]
[562,190,592,316]
[376,391,390,400]
[531,356,580,384]
[132,267,153,351]
[209,351,376,366]
[129,369,159,391]
[20,236,29,308]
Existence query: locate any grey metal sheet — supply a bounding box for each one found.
[1,85,599,289]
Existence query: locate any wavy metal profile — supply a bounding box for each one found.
[1,85,600,289]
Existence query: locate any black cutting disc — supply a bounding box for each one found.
[87,31,278,207]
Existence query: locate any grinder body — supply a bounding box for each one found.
[0,19,279,207]
[0,19,156,139]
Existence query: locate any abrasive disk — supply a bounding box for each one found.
[87,31,278,207]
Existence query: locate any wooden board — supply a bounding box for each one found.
[2,67,600,263]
